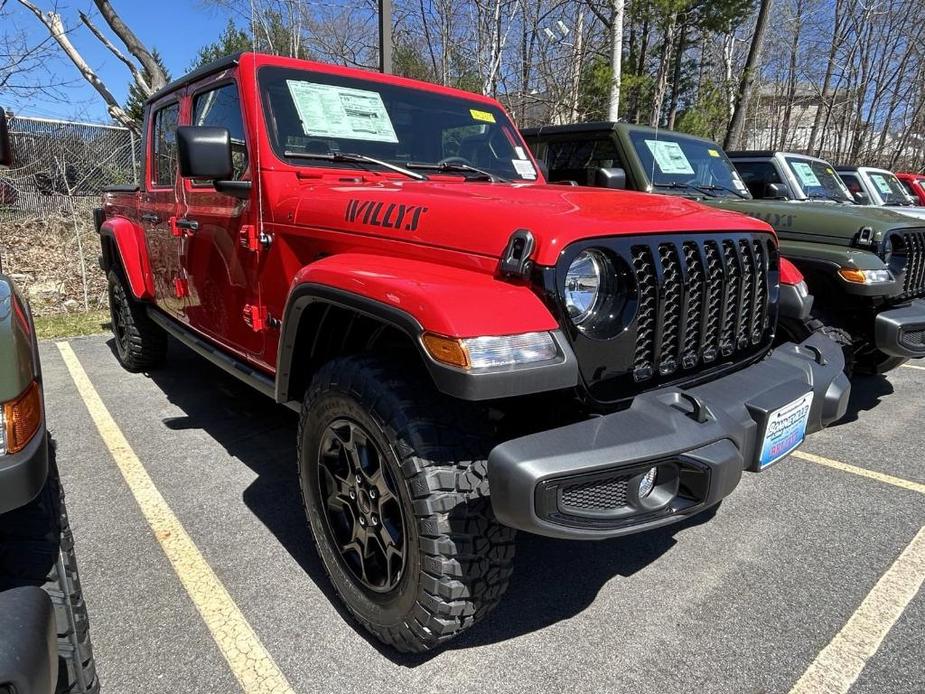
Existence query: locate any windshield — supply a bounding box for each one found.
[628,130,750,198]
[784,157,852,202]
[258,66,537,182]
[866,170,913,206]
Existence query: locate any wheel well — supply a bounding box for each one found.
[283,302,427,404]
[100,233,117,274]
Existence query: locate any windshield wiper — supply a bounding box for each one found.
[689,182,748,199]
[406,161,509,183]
[653,181,718,198]
[283,150,428,181]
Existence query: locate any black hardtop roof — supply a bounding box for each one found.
[521,121,720,146]
[145,52,244,105]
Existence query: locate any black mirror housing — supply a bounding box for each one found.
[177,126,234,180]
[595,167,626,190]
[853,192,871,205]
[0,109,11,167]
[766,182,790,199]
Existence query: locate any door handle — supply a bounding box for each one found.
[141,213,160,224]
[175,218,199,231]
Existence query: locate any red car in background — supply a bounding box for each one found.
[896,172,925,205]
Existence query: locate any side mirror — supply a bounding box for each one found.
[852,191,870,205]
[765,182,790,199]
[0,109,11,167]
[595,167,626,190]
[177,126,233,179]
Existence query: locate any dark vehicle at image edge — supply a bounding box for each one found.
[97,52,849,652]
[523,122,925,375]
[0,227,99,694]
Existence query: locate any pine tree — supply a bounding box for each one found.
[123,48,171,125]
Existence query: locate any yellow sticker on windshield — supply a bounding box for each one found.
[470,109,496,124]
[708,149,721,157]
[826,167,834,174]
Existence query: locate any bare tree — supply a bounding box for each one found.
[725,0,773,149]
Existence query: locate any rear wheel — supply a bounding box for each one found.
[0,443,99,693]
[298,356,515,652]
[107,269,166,372]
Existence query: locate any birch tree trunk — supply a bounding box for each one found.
[724,0,773,150]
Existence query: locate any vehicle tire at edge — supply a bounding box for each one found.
[298,355,516,653]
[107,269,166,372]
[776,315,856,376]
[0,441,100,694]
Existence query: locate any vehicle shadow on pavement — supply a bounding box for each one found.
[120,338,732,664]
[833,374,894,426]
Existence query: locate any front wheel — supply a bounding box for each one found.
[776,315,856,376]
[854,349,908,375]
[298,356,515,652]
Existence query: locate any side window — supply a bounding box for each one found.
[192,82,248,181]
[734,161,782,198]
[545,138,621,185]
[841,174,863,195]
[152,103,180,187]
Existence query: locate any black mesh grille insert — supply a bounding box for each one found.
[901,328,925,349]
[560,475,630,512]
[628,235,773,383]
[901,230,925,298]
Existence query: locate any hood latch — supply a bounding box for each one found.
[499,228,535,279]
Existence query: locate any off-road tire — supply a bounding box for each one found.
[298,355,516,652]
[777,315,856,376]
[0,442,100,693]
[854,349,908,375]
[107,269,166,372]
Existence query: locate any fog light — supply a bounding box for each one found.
[638,466,658,498]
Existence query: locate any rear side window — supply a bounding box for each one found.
[192,82,248,181]
[840,173,863,195]
[543,138,621,185]
[152,103,180,187]
[733,161,783,198]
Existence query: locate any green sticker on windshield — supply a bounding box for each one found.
[792,161,821,188]
[644,140,695,175]
[870,174,894,195]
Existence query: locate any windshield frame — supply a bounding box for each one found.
[625,129,751,200]
[256,64,537,183]
[783,155,853,203]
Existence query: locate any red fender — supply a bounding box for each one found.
[289,254,558,338]
[779,257,804,286]
[101,217,155,300]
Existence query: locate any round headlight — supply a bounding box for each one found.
[564,250,605,325]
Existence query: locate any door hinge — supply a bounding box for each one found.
[239,224,272,252]
[173,277,189,298]
[243,303,268,332]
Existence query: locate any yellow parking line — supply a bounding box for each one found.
[56,342,294,694]
[792,450,925,495]
[789,526,925,694]
[901,363,925,372]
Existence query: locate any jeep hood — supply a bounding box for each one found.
[704,198,924,246]
[285,180,771,265]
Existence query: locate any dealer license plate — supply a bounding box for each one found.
[757,391,814,470]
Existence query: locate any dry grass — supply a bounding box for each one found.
[0,211,107,317]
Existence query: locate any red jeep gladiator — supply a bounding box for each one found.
[97,52,849,652]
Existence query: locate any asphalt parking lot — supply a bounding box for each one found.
[40,334,924,694]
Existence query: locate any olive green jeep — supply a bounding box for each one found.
[522,123,925,374]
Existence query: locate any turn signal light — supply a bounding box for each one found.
[3,381,42,454]
[422,333,470,368]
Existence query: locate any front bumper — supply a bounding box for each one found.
[874,299,925,358]
[487,334,849,540]
[0,427,47,516]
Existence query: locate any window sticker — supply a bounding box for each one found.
[732,171,748,193]
[514,146,527,160]
[708,148,721,158]
[792,161,821,187]
[286,80,398,143]
[870,174,894,196]
[644,140,695,175]
[470,108,496,124]
[512,159,537,179]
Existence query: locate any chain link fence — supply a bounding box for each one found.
[0,114,139,220]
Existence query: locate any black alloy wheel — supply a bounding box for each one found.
[317,418,406,594]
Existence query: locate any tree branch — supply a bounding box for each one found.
[78,10,150,95]
[92,0,166,91]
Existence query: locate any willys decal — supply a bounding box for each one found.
[345,199,429,232]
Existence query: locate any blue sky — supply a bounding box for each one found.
[9,2,232,122]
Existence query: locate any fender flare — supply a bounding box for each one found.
[99,216,155,300]
[275,254,577,403]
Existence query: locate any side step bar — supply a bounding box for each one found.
[146,308,291,407]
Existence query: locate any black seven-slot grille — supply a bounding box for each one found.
[900,230,925,299]
[631,236,772,382]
